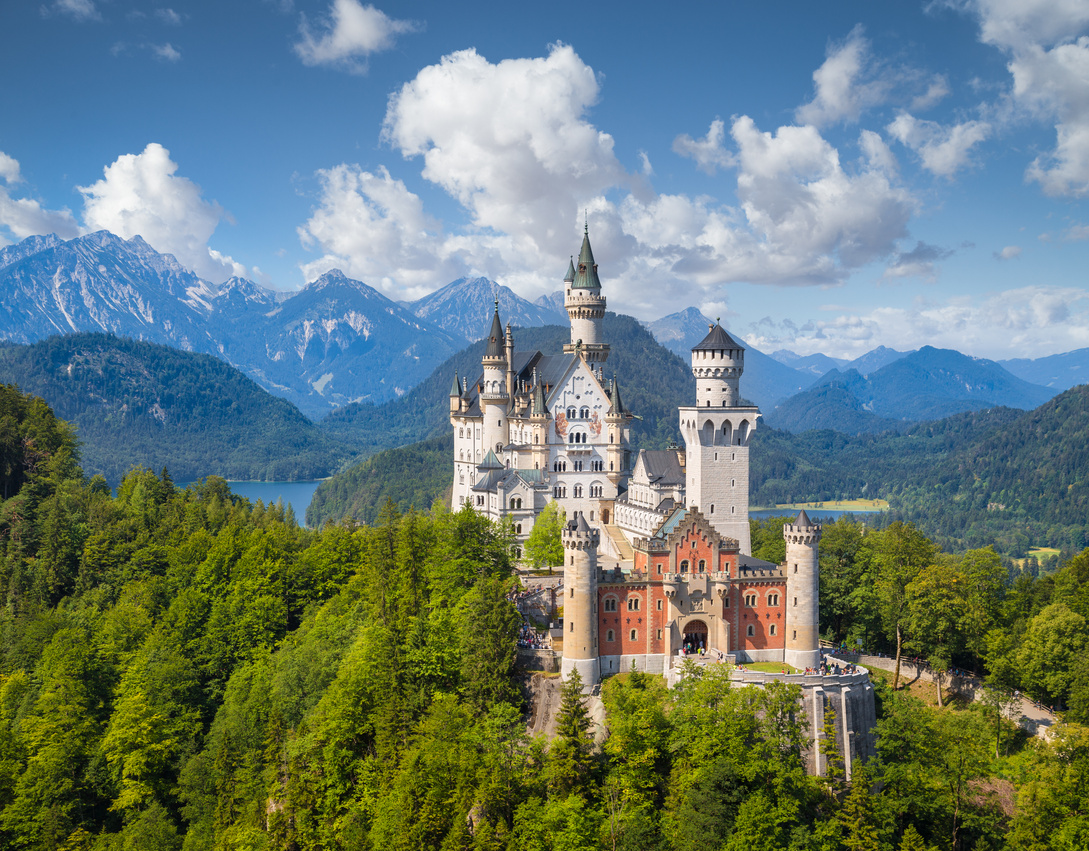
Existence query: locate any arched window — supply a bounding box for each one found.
[679,559,689,573]
[573,485,583,498]
[606,629,615,642]
[627,597,641,611]
[769,624,777,636]
[566,406,576,419]
[745,593,757,607]
[768,593,779,606]
[747,624,755,637]
[604,597,618,612]
[698,559,706,573]
[630,629,637,641]
[510,497,522,510]
[579,406,590,419]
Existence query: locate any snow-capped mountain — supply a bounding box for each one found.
[0,231,219,350]
[409,276,567,342]
[0,232,462,418]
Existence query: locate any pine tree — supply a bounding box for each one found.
[547,670,593,796]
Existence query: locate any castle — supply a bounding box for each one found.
[450,226,821,685]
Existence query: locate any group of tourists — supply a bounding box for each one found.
[517,626,551,649]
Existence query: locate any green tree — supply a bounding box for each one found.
[1017,602,1089,707]
[874,523,937,689]
[547,670,593,797]
[524,501,565,573]
[906,562,967,706]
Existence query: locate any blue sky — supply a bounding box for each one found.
[2,0,1089,361]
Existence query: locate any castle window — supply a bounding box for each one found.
[657,629,663,639]
[510,497,522,510]
[604,597,617,612]
[768,594,779,606]
[459,428,463,438]
[680,560,689,573]
[723,597,729,607]
[698,559,706,573]
[606,629,615,642]
[794,563,798,573]
[630,629,637,641]
[793,630,797,640]
[794,597,798,606]
[516,524,522,534]
[567,407,576,419]
[745,593,757,607]
[710,504,714,514]
[656,599,663,611]
[476,495,484,506]
[769,624,777,636]
[747,625,755,637]
[570,621,574,632]
[573,460,583,471]
[579,406,590,419]
[571,588,575,598]
[590,484,602,498]
[573,485,583,498]
[627,597,641,611]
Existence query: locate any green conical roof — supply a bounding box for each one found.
[564,256,575,282]
[531,373,547,416]
[449,369,460,396]
[609,373,626,415]
[572,226,601,290]
[479,449,504,470]
[484,300,505,359]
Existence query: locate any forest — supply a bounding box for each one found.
[1,384,1088,850]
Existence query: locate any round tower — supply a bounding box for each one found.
[678,322,758,552]
[481,300,510,455]
[561,513,600,685]
[563,225,609,364]
[692,323,744,407]
[784,510,821,671]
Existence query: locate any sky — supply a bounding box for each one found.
[2,0,1089,361]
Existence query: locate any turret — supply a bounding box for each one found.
[563,225,609,364]
[678,321,759,552]
[561,513,600,685]
[481,300,510,456]
[529,370,550,471]
[692,323,744,408]
[604,374,632,487]
[783,510,821,671]
[449,369,461,415]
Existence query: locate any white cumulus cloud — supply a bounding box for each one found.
[996,244,1022,259]
[672,119,735,173]
[887,113,991,177]
[294,0,416,73]
[78,143,245,282]
[957,0,1089,196]
[745,285,1089,361]
[0,151,80,245]
[792,25,892,125]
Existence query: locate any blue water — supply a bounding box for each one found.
[178,480,323,526]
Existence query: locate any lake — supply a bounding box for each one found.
[178,480,323,526]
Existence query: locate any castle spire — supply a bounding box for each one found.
[484,298,505,361]
[572,227,601,290]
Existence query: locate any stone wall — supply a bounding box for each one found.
[517,648,561,673]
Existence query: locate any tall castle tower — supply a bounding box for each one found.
[563,225,609,364]
[561,513,600,684]
[678,323,760,553]
[481,300,510,456]
[783,510,821,671]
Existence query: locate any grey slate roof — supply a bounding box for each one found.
[639,449,685,485]
[478,449,504,470]
[484,304,506,359]
[693,323,743,352]
[795,509,813,526]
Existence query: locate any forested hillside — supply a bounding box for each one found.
[1,386,1089,850]
[306,433,453,527]
[0,335,355,483]
[752,385,1089,555]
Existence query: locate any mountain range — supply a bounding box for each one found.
[1,230,1085,433]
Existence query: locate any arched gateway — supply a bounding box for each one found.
[682,619,709,653]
